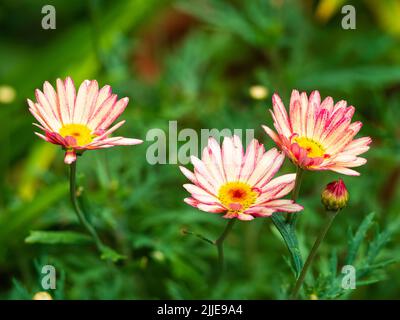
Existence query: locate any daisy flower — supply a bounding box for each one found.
[180,136,303,221]
[263,90,371,175]
[28,77,143,164]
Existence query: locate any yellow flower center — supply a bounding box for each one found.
[59,124,93,146]
[294,136,326,158]
[218,182,258,213]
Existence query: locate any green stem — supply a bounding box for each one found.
[69,160,105,252]
[215,219,236,276]
[286,167,304,225]
[290,210,338,299]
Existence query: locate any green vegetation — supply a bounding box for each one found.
[1,0,400,299]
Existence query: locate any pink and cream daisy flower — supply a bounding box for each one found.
[28,77,143,164]
[180,136,303,221]
[263,90,372,176]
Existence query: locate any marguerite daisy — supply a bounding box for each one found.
[263,90,371,175]
[28,77,143,164]
[180,136,303,221]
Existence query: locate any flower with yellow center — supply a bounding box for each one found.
[59,124,94,146]
[180,136,303,221]
[263,90,371,175]
[293,136,326,158]
[218,182,258,214]
[28,77,143,164]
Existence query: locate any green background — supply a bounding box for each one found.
[0,0,399,299]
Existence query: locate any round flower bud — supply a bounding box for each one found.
[32,291,52,300]
[321,179,349,211]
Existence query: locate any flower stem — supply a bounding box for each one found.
[69,160,105,252]
[286,167,304,225]
[290,210,338,299]
[215,219,236,276]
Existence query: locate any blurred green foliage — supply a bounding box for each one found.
[1,0,400,299]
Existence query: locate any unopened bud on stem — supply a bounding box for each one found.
[321,179,349,212]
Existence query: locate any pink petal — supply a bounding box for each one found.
[64,150,77,164]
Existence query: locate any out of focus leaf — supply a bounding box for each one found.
[100,246,126,263]
[25,230,91,245]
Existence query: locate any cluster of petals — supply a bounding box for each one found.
[28,77,142,164]
[180,136,303,221]
[263,90,371,176]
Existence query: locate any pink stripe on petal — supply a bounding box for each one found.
[72,80,89,123]
[79,80,99,124]
[194,170,218,195]
[236,213,254,221]
[263,199,303,212]
[87,94,118,129]
[208,137,226,182]
[29,105,52,131]
[289,94,302,134]
[222,136,239,181]
[262,125,281,145]
[92,120,126,141]
[96,97,129,130]
[184,197,199,207]
[43,81,60,121]
[328,166,360,176]
[35,89,60,124]
[31,101,60,131]
[247,148,279,186]
[258,173,296,202]
[65,77,76,122]
[56,78,70,123]
[239,139,258,182]
[254,152,285,188]
[245,207,274,217]
[202,147,225,187]
[197,204,225,213]
[179,166,197,184]
[103,137,143,146]
[272,93,292,136]
[34,132,50,142]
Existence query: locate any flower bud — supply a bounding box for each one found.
[321,179,349,211]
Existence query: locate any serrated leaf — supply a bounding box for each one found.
[25,230,92,245]
[346,212,375,265]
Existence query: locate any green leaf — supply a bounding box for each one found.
[25,230,92,245]
[271,213,303,277]
[100,246,126,263]
[345,212,375,265]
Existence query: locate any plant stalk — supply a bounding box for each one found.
[290,210,339,299]
[215,219,236,276]
[286,167,304,225]
[69,160,105,252]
